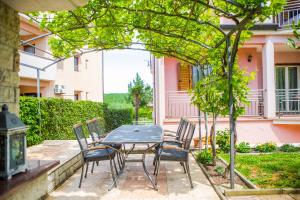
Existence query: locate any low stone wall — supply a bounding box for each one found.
[3,174,48,200]
[48,152,82,192]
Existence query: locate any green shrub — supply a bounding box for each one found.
[255,142,277,153]
[280,144,299,152]
[236,142,251,153]
[195,150,213,165]
[138,107,153,120]
[20,96,133,146]
[19,97,43,146]
[103,107,133,131]
[216,129,230,153]
[214,166,225,176]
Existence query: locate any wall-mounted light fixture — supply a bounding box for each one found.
[247,54,253,63]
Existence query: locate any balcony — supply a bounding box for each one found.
[274,8,300,29]
[165,90,264,119]
[19,50,57,81]
[276,88,300,117]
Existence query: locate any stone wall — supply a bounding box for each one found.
[0,1,20,114]
[48,153,83,192]
[2,173,48,200]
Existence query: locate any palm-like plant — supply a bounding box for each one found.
[128,73,152,123]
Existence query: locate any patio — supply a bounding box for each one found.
[47,152,219,200]
[26,140,220,200]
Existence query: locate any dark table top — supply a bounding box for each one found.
[102,125,163,144]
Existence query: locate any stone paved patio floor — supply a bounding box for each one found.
[46,150,220,200]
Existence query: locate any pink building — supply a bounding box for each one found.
[19,15,104,102]
[152,2,300,145]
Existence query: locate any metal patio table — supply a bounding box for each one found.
[102,125,163,190]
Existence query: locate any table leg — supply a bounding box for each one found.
[142,143,159,190]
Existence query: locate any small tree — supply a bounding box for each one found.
[128,73,152,123]
[191,64,253,166]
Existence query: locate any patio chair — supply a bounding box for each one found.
[163,118,189,146]
[154,122,196,188]
[163,117,186,140]
[153,119,189,166]
[86,118,106,141]
[73,123,124,189]
[86,118,124,173]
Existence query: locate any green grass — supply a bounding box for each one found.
[104,93,153,121]
[219,152,300,188]
[104,93,132,109]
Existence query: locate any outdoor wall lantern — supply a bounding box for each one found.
[247,54,253,62]
[0,104,28,179]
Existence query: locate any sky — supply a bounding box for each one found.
[103,49,153,94]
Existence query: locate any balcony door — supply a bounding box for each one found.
[275,66,300,113]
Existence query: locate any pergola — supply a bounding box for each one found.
[21,0,284,189]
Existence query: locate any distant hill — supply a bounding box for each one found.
[104,93,132,109]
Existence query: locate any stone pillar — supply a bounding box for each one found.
[0,1,20,114]
[262,37,276,118]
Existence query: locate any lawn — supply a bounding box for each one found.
[104,93,132,109]
[104,93,153,121]
[220,152,300,188]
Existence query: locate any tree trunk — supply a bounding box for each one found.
[204,112,209,150]
[198,107,202,150]
[134,95,139,124]
[210,113,217,166]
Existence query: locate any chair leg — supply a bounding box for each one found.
[154,156,161,186]
[85,162,89,178]
[117,153,122,171]
[109,158,117,188]
[91,162,95,173]
[153,158,157,175]
[113,156,119,175]
[181,162,187,173]
[96,161,99,166]
[185,161,193,188]
[79,163,85,188]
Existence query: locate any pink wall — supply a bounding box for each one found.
[238,48,263,90]
[164,57,179,91]
[275,52,300,64]
[164,120,300,145]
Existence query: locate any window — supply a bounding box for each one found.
[74,93,79,101]
[74,91,81,101]
[23,44,35,54]
[74,56,79,71]
[178,63,192,90]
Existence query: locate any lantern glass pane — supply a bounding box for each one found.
[10,133,25,169]
[0,136,5,171]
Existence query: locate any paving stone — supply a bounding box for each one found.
[46,152,220,200]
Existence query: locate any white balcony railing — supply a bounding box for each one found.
[274,8,300,28]
[19,50,57,81]
[276,89,300,116]
[166,90,264,119]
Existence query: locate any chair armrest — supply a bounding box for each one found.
[164,130,177,134]
[88,145,107,151]
[161,145,189,152]
[164,133,177,137]
[162,140,183,144]
[88,139,103,147]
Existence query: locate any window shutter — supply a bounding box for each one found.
[178,63,192,90]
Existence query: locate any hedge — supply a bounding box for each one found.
[19,96,133,146]
[104,106,133,131]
